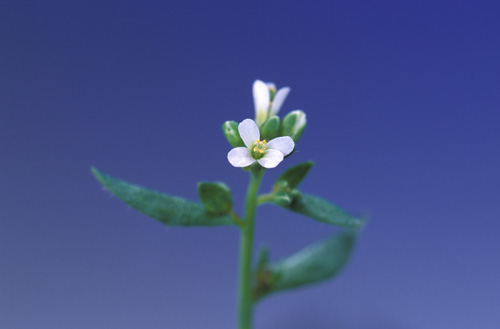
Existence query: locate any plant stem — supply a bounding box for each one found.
[237,169,264,329]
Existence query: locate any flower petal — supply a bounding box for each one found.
[238,119,260,148]
[228,147,256,167]
[253,80,270,125]
[270,87,290,116]
[258,149,284,169]
[267,136,295,156]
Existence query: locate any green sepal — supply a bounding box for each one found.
[92,167,234,226]
[260,116,280,141]
[197,181,233,215]
[280,110,307,143]
[254,231,356,300]
[274,161,314,191]
[222,121,245,147]
[273,193,363,228]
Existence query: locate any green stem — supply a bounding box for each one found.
[238,168,264,329]
[256,193,274,205]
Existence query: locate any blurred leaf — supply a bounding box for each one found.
[273,193,363,228]
[254,231,356,300]
[92,167,234,226]
[274,161,314,190]
[197,181,233,215]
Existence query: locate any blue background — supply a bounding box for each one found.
[1,1,499,328]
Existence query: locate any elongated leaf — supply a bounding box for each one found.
[274,193,363,228]
[274,161,314,190]
[254,231,356,300]
[92,167,235,226]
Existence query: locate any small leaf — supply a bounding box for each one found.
[222,121,245,147]
[274,193,363,228]
[92,168,234,226]
[197,181,233,215]
[254,231,356,300]
[260,116,280,141]
[274,161,314,190]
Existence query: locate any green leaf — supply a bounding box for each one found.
[254,231,356,300]
[197,181,233,215]
[222,121,245,147]
[274,161,314,190]
[92,167,235,227]
[274,193,363,228]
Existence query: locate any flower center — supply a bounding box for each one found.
[251,140,267,160]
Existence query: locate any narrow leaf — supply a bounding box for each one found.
[274,193,363,228]
[197,181,233,215]
[92,167,234,227]
[274,161,314,190]
[255,231,356,299]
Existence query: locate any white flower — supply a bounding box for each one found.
[253,80,291,126]
[227,119,295,169]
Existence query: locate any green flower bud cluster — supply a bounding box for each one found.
[223,110,307,147]
[267,162,313,206]
[223,80,307,148]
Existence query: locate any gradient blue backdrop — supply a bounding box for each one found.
[2,1,499,328]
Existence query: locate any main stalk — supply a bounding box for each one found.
[237,169,263,329]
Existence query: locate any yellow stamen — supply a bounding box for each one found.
[251,140,268,159]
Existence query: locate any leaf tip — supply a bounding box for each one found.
[90,166,99,176]
[91,167,110,189]
[304,160,315,167]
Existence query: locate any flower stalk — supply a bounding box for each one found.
[238,168,264,329]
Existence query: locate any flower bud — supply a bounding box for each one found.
[260,116,280,141]
[271,191,292,207]
[197,181,233,215]
[222,121,245,147]
[280,110,307,143]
